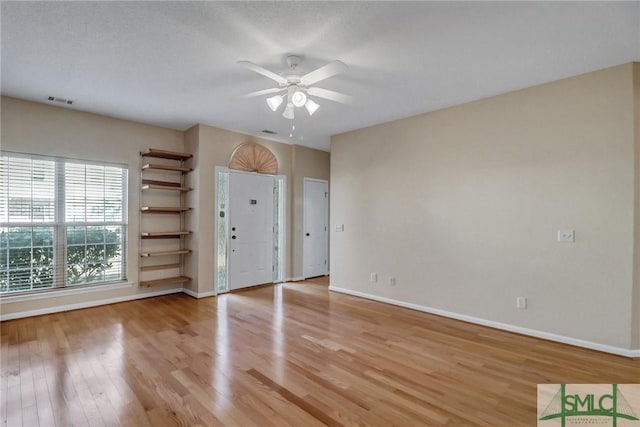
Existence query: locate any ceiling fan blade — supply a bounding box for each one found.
[238,61,288,85]
[300,60,348,86]
[242,87,285,98]
[307,87,353,104]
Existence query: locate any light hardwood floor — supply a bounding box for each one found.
[1,277,638,426]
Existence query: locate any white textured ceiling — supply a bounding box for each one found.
[2,2,639,151]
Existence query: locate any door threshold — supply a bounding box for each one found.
[226,282,277,294]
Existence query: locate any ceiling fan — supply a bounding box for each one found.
[239,55,352,119]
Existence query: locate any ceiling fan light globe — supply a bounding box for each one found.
[283,103,295,120]
[291,90,307,107]
[266,95,283,111]
[305,99,320,115]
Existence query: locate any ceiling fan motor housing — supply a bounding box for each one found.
[280,55,304,86]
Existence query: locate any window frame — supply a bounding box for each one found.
[0,151,129,295]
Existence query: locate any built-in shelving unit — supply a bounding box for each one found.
[139,148,193,288]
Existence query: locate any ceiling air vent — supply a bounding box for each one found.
[261,129,277,135]
[47,96,73,105]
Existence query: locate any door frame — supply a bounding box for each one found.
[302,177,329,279]
[214,167,287,294]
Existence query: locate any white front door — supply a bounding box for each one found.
[229,172,274,290]
[303,178,328,278]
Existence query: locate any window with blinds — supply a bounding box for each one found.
[0,152,128,294]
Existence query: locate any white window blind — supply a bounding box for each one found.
[0,152,128,294]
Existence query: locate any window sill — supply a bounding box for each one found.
[0,281,134,303]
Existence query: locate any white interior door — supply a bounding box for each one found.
[229,172,274,290]
[303,178,328,278]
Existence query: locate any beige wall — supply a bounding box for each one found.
[633,63,640,349]
[0,96,186,316]
[0,97,331,315]
[331,63,637,351]
[292,145,331,278]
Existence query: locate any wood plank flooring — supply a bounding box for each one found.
[1,277,638,426]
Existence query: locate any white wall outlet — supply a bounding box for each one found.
[516,297,527,309]
[389,277,396,286]
[557,229,575,243]
[370,273,378,283]
[335,224,344,232]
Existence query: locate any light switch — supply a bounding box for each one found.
[557,229,575,243]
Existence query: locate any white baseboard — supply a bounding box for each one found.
[182,288,215,299]
[1,288,184,321]
[0,281,134,303]
[329,286,640,359]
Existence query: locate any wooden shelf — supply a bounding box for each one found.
[140,263,181,272]
[141,206,191,214]
[140,276,190,287]
[141,149,193,161]
[141,231,191,239]
[142,163,192,173]
[142,179,181,187]
[139,147,192,289]
[141,184,192,192]
[140,249,191,257]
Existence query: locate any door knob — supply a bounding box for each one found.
[232,235,237,239]
[306,233,310,236]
